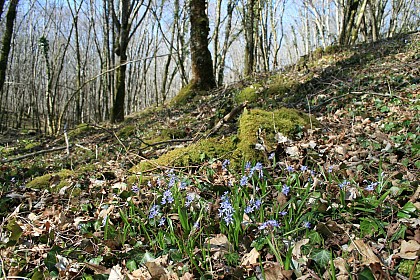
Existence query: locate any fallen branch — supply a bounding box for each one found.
[204,101,248,139]
[1,146,70,163]
[311,91,406,112]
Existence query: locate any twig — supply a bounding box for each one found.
[311,91,406,112]
[204,101,248,139]
[1,146,70,163]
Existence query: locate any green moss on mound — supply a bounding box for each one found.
[117,125,136,138]
[130,137,237,172]
[26,169,76,192]
[237,108,313,161]
[235,84,262,104]
[68,123,91,138]
[265,75,296,97]
[170,83,197,107]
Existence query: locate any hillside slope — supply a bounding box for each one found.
[0,32,419,279]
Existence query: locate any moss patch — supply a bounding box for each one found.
[26,169,76,192]
[68,123,91,138]
[237,108,313,161]
[398,260,420,279]
[170,83,197,107]
[24,141,40,151]
[130,137,237,172]
[235,84,262,104]
[117,125,136,138]
[265,75,296,98]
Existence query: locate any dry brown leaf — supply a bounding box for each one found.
[334,257,349,280]
[349,239,380,265]
[206,233,233,252]
[179,272,194,280]
[264,262,293,280]
[396,240,420,259]
[292,238,309,261]
[145,261,167,278]
[109,265,124,280]
[286,146,300,157]
[241,248,260,266]
[130,267,152,279]
[84,262,110,274]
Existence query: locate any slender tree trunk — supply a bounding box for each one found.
[350,0,368,44]
[244,0,256,76]
[0,0,19,94]
[189,0,216,90]
[217,0,235,86]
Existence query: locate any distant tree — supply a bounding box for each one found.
[110,0,150,123]
[189,0,216,90]
[0,0,19,94]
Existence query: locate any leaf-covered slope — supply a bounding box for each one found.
[0,32,418,279]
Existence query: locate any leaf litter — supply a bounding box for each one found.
[0,32,419,279]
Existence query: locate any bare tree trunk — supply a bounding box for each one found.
[189,0,216,90]
[0,0,19,93]
[350,0,368,44]
[217,0,235,86]
[339,0,360,45]
[244,0,256,76]
[110,0,150,123]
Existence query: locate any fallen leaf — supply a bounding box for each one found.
[145,261,167,278]
[292,239,309,261]
[241,248,260,266]
[286,146,300,157]
[396,240,420,259]
[109,265,124,280]
[263,262,292,280]
[334,257,349,280]
[349,239,380,265]
[180,272,194,280]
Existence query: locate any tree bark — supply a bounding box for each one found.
[0,0,19,94]
[189,0,216,90]
[111,0,150,123]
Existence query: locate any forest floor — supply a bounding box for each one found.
[0,32,419,279]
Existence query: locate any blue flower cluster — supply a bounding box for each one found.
[244,198,262,214]
[282,185,290,196]
[338,180,350,189]
[149,204,160,219]
[365,181,378,191]
[161,189,174,205]
[218,192,235,225]
[258,220,279,230]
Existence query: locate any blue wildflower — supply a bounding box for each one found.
[245,161,252,170]
[131,185,139,193]
[158,217,165,227]
[328,166,333,173]
[365,182,378,191]
[258,220,279,230]
[244,199,262,214]
[268,153,275,160]
[254,162,263,178]
[161,189,174,205]
[222,159,230,170]
[149,204,160,219]
[280,211,287,216]
[185,194,194,207]
[240,176,248,186]
[286,165,294,172]
[179,181,187,190]
[338,180,350,189]
[300,165,308,172]
[303,221,311,228]
[218,192,235,226]
[282,185,290,196]
[193,221,200,229]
